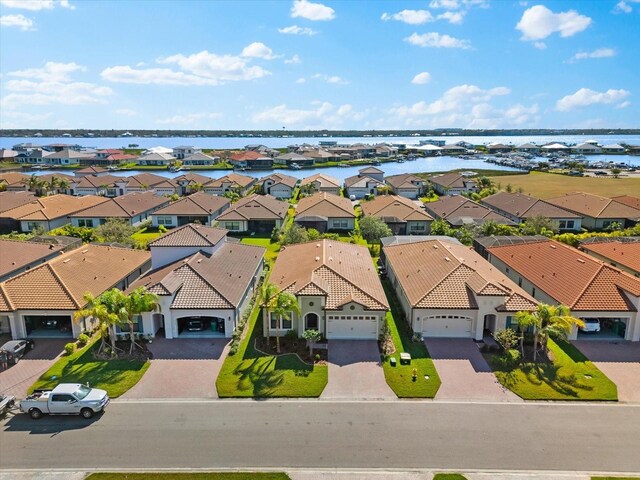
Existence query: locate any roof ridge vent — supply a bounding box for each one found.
[577,258,585,263]
[444,256,450,262]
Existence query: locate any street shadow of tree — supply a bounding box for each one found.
[522,363,594,397]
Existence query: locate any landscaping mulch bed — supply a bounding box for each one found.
[92,339,153,362]
[254,336,328,365]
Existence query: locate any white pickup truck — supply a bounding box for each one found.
[20,383,109,419]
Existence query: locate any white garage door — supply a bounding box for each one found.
[422,315,472,338]
[326,315,379,339]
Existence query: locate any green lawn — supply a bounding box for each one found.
[487,339,617,401]
[240,236,280,266]
[30,338,150,398]
[592,477,640,480]
[86,473,291,480]
[216,303,328,398]
[132,227,164,244]
[381,281,441,398]
[433,474,468,480]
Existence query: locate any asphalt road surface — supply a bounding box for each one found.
[1,401,639,473]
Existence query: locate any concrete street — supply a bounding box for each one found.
[1,401,639,473]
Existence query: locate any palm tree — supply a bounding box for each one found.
[74,292,123,355]
[56,177,71,194]
[123,287,159,354]
[515,304,585,362]
[22,174,41,194]
[262,283,280,348]
[272,290,300,354]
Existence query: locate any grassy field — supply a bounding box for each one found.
[487,339,617,401]
[488,171,640,199]
[132,227,164,244]
[381,281,441,398]
[239,236,280,266]
[87,473,291,480]
[216,303,328,398]
[30,338,150,398]
[433,474,468,480]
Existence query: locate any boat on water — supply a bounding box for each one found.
[338,163,350,168]
[168,165,183,172]
[107,166,120,171]
[290,162,302,170]
[371,160,381,166]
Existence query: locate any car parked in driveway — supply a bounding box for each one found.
[187,319,204,331]
[579,318,601,333]
[20,383,109,419]
[0,339,35,364]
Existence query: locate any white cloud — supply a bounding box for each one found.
[156,112,222,125]
[533,41,546,50]
[516,5,591,42]
[0,111,53,129]
[411,72,432,85]
[613,1,633,13]
[115,108,137,116]
[437,11,465,24]
[9,61,85,81]
[0,0,73,10]
[290,0,335,21]
[278,25,318,35]
[241,42,279,60]
[295,77,306,84]
[429,0,459,8]
[556,88,630,111]
[617,101,631,109]
[284,54,301,64]
[312,73,349,85]
[0,14,35,30]
[102,50,271,86]
[381,10,434,25]
[569,48,616,62]
[405,32,471,49]
[252,101,366,128]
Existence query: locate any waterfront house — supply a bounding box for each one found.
[440,144,469,155]
[429,173,478,196]
[357,166,384,182]
[603,144,626,154]
[294,192,355,233]
[229,151,273,169]
[360,195,433,235]
[479,237,640,342]
[344,174,384,199]
[300,148,338,163]
[42,149,94,166]
[0,172,29,191]
[274,152,314,167]
[137,152,176,166]
[486,143,512,154]
[173,172,213,195]
[572,143,603,155]
[172,146,203,160]
[516,143,541,154]
[541,143,570,153]
[74,166,110,177]
[481,191,582,231]
[258,173,299,199]
[125,173,179,195]
[202,173,257,195]
[0,244,151,339]
[69,191,169,228]
[215,194,288,234]
[546,192,640,229]
[425,195,516,227]
[72,174,128,197]
[268,240,388,339]
[183,152,219,166]
[151,191,230,228]
[385,173,425,199]
[300,173,342,196]
[383,237,537,340]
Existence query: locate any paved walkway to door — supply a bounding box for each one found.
[322,340,395,399]
[425,338,522,402]
[572,340,640,403]
[121,338,229,399]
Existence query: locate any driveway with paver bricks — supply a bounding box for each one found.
[572,340,640,403]
[322,339,395,399]
[0,339,67,399]
[121,337,229,399]
[425,338,522,402]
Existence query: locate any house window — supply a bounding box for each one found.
[506,316,514,329]
[117,314,141,333]
[559,220,575,229]
[532,287,536,297]
[78,219,94,228]
[106,188,117,197]
[332,220,348,229]
[410,223,425,231]
[26,221,41,231]
[156,216,173,226]
[225,221,241,231]
[518,277,522,287]
[602,221,612,229]
[270,312,292,330]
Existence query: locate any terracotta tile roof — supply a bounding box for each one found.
[173,172,212,186]
[152,192,230,216]
[130,245,264,309]
[580,240,640,275]
[270,240,388,311]
[126,173,174,188]
[230,151,265,161]
[487,239,640,311]
[0,194,109,221]
[76,166,108,175]
[546,192,640,220]
[295,192,355,220]
[73,174,126,189]
[204,173,256,189]
[0,239,65,279]
[216,194,288,222]
[0,191,37,213]
[425,195,516,226]
[0,244,150,312]
[612,195,640,210]
[481,192,580,220]
[149,223,229,247]
[300,173,341,189]
[259,173,298,189]
[344,174,383,189]
[361,195,433,222]
[359,166,384,175]
[384,239,536,312]
[430,173,477,189]
[0,172,29,187]
[385,173,424,190]
[69,191,169,219]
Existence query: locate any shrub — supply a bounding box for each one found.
[77,333,90,346]
[158,224,167,233]
[284,329,298,340]
[64,343,76,355]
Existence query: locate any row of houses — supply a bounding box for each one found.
[485,142,637,155]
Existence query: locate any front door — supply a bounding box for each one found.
[305,313,319,330]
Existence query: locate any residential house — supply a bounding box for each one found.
[425,195,516,227]
[259,173,299,199]
[229,151,273,169]
[125,173,179,195]
[603,144,626,154]
[0,149,18,161]
[172,146,203,160]
[72,174,128,197]
[268,240,388,339]
[173,172,214,195]
[215,194,288,234]
[384,174,426,199]
[374,144,397,157]
[430,173,478,196]
[572,143,603,155]
[16,149,48,165]
[91,149,138,167]
[183,152,219,166]
[151,192,229,228]
[137,152,176,166]
[42,149,94,166]
[541,143,570,153]
[546,192,640,230]
[0,194,109,233]
[481,191,582,231]
[357,166,384,182]
[516,143,541,154]
[440,144,469,155]
[133,224,265,338]
[33,173,75,195]
[142,146,173,155]
[274,152,314,167]
[69,191,170,228]
[295,192,355,233]
[486,143,513,154]
[360,195,433,235]
[202,173,257,195]
[74,166,110,177]
[300,173,342,196]
[383,238,537,340]
[300,148,338,163]
[0,191,37,215]
[0,244,151,339]
[0,172,29,191]
[579,238,640,278]
[344,174,383,199]
[480,237,640,342]
[0,239,66,283]
[612,195,640,210]
[245,144,280,157]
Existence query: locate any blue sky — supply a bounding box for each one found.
[0,0,638,130]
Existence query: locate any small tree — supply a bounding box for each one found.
[123,287,159,354]
[272,290,300,354]
[302,329,322,358]
[95,218,137,246]
[281,223,309,245]
[519,215,559,236]
[358,216,392,244]
[610,168,621,178]
[492,328,519,352]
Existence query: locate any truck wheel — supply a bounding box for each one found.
[80,408,94,419]
[29,408,43,419]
